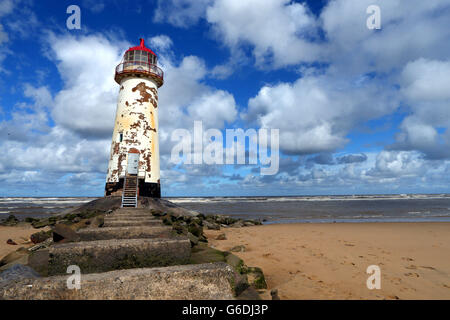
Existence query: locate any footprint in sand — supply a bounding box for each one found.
[402,257,415,262]
[405,265,417,270]
[404,272,420,278]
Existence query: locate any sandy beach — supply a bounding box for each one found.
[0,225,39,260]
[206,223,450,300]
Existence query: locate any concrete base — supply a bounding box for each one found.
[47,238,191,275]
[1,263,235,300]
[77,226,174,241]
[105,180,160,198]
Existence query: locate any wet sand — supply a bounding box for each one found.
[206,223,450,300]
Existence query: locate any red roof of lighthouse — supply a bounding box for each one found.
[126,38,157,56]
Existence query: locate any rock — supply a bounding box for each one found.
[237,286,262,300]
[233,273,250,296]
[189,243,226,264]
[198,234,208,243]
[247,267,267,289]
[203,220,220,230]
[187,223,203,237]
[90,215,104,227]
[225,253,246,274]
[172,222,188,235]
[28,238,53,253]
[0,264,40,289]
[231,221,245,228]
[24,217,38,224]
[52,223,80,243]
[187,232,199,247]
[0,248,29,267]
[216,233,227,240]
[230,245,246,253]
[244,221,255,227]
[0,254,29,272]
[6,239,17,245]
[31,218,51,229]
[30,230,52,244]
[2,215,19,226]
[73,217,81,223]
[271,289,280,300]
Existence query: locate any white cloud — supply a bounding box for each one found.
[155,47,238,156]
[245,73,398,154]
[388,58,450,159]
[153,0,212,28]
[206,0,321,68]
[48,33,127,138]
[401,58,450,101]
[0,0,14,17]
[321,0,450,74]
[149,35,173,53]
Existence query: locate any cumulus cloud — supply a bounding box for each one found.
[401,58,450,102]
[206,0,321,68]
[245,73,398,154]
[389,58,450,159]
[153,39,238,158]
[47,33,127,138]
[321,0,450,75]
[153,0,212,28]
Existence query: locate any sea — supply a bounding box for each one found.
[1,194,450,224]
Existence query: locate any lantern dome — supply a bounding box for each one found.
[125,38,157,56]
[115,38,164,87]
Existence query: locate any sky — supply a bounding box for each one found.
[0,0,449,197]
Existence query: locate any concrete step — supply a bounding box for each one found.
[104,216,157,221]
[107,213,154,218]
[46,238,191,275]
[76,226,174,241]
[1,263,235,300]
[114,208,152,214]
[103,220,163,228]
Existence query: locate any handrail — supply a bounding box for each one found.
[115,61,164,79]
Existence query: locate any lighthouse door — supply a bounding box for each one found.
[127,153,139,175]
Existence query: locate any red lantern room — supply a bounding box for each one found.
[114,38,164,87]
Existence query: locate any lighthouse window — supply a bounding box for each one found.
[118,133,123,143]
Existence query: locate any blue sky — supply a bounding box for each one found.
[0,0,450,197]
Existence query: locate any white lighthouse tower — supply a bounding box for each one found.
[105,38,163,206]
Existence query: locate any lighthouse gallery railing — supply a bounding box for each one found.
[115,61,164,81]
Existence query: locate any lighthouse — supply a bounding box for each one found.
[105,38,163,206]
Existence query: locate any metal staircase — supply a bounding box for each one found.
[121,175,138,208]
